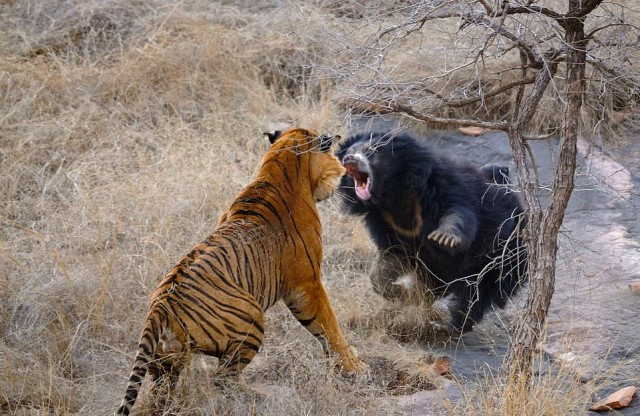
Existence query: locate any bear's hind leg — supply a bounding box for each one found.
[370,251,418,301]
[449,276,493,333]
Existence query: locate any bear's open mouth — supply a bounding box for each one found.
[343,156,372,200]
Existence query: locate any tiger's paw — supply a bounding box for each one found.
[339,361,371,384]
[341,357,368,375]
[337,346,368,377]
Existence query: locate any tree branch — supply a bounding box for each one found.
[468,13,548,69]
[443,76,537,108]
[587,55,640,99]
[383,102,509,131]
[515,56,558,129]
[377,3,461,40]
[477,0,494,16]
[499,3,563,21]
[586,22,640,39]
[567,0,603,18]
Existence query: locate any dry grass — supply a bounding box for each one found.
[452,357,622,416]
[0,1,634,415]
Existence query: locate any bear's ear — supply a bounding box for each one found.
[264,130,283,144]
[319,134,341,153]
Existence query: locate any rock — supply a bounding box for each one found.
[365,353,451,395]
[396,379,463,415]
[538,342,576,364]
[431,356,450,376]
[556,351,576,363]
[589,386,637,412]
[629,280,640,295]
[458,126,488,136]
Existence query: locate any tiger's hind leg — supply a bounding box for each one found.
[214,300,265,382]
[144,328,188,410]
[146,351,187,411]
[214,336,263,382]
[286,282,366,374]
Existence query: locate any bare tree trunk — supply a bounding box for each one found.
[505,0,595,380]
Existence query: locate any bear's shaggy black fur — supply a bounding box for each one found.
[337,131,527,333]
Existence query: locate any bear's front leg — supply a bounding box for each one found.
[427,207,478,251]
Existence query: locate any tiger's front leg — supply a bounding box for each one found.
[285,282,366,374]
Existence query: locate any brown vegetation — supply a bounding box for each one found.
[1,1,635,415]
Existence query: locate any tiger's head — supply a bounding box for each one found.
[263,128,345,202]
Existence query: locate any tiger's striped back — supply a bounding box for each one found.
[116,128,365,415]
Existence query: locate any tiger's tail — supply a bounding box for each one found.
[116,310,165,416]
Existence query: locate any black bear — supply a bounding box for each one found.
[337,131,527,333]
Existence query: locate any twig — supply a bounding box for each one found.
[444,76,537,108]
[386,102,510,131]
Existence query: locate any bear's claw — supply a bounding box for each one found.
[428,230,462,248]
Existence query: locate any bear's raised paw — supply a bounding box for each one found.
[427,229,462,248]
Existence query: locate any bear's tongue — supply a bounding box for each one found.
[355,177,371,200]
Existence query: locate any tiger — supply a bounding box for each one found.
[116,127,366,415]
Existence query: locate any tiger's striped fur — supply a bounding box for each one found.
[116,128,365,415]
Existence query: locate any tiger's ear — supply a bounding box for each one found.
[264,130,283,144]
[319,134,340,152]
